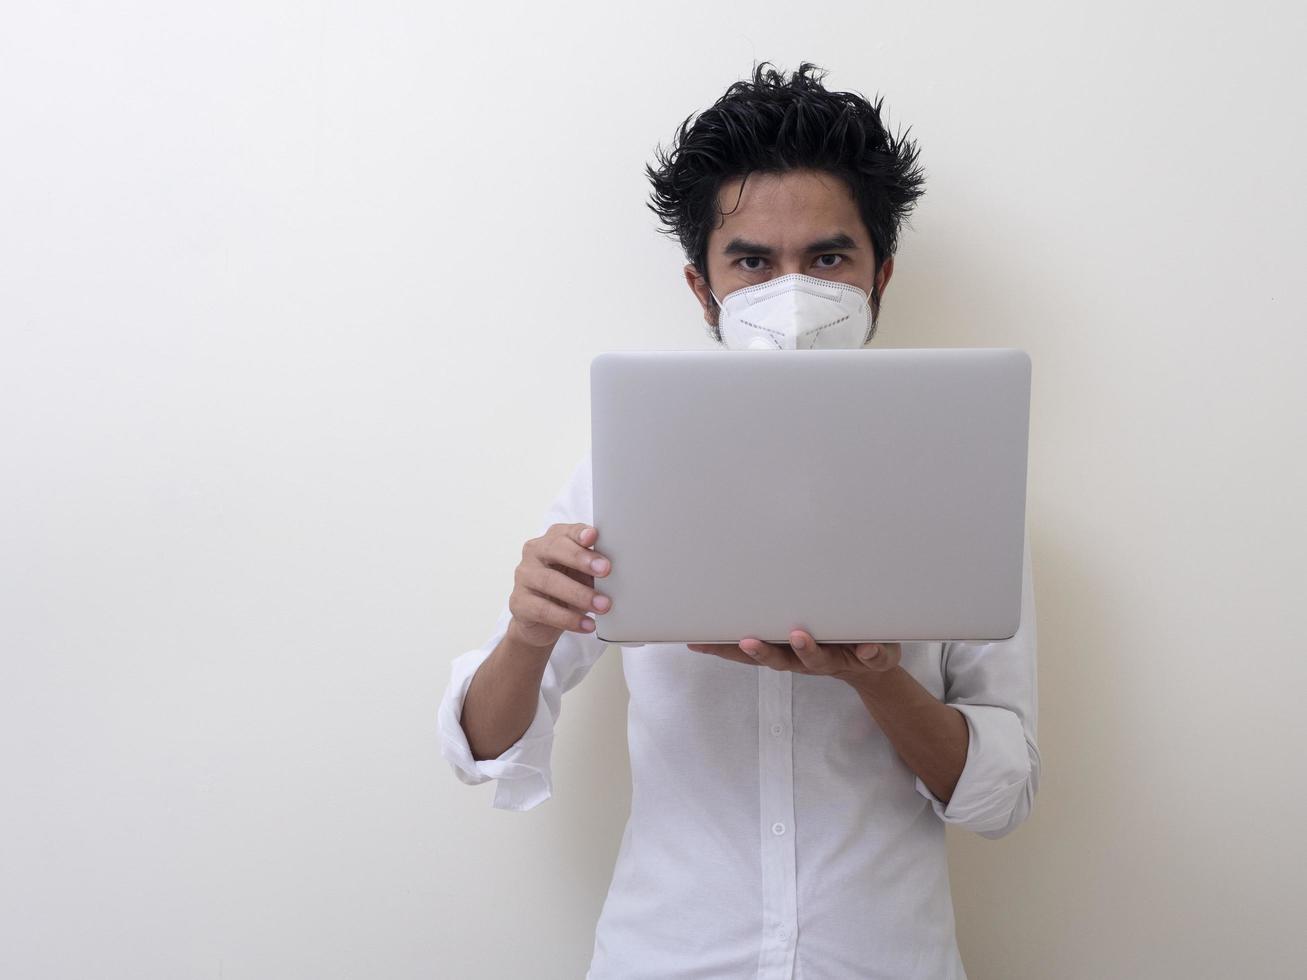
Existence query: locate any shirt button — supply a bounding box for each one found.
[770,723,783,736]
[771,821,786,836]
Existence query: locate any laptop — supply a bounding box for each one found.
[589,347,1031,645]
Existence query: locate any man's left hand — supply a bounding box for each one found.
[687,630,901,683]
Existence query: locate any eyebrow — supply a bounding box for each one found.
[721,232,860,256]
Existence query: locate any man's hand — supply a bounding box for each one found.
[687,630,901,684]
[507,523,612,650]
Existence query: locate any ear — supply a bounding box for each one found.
[684,263,719,328]
[875,256,895,297]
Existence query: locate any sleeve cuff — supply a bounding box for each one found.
[915,703,1034,837]
[437,646,559,812]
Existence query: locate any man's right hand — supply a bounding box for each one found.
[507,523,612,650]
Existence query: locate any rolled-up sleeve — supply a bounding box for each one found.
[915,523,1040,839]
[437,451,610,811]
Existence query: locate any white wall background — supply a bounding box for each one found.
[3,2,1304,978]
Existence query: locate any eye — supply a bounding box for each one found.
[736,256,767,271]
[815,254,845,268]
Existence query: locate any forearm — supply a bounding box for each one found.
[846,667,969,804]
[462,621,556,762]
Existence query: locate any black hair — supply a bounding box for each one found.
[645,61,926,340]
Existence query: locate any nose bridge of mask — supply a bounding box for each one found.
[747,284,849,332]
[717,272,862,308]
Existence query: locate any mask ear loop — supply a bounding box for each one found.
[863,279,882,345]
[707,287,724,343]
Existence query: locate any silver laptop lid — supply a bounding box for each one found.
[589,348,1031,644]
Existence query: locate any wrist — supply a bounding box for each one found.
[504,618,559,659]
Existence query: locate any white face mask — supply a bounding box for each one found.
[709,272,876,350]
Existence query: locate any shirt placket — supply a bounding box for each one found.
[756,667,798,979]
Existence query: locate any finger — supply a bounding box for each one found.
[788,630,838,672]
[519,563,611,614]
[881,643,902,671]
[536,526,610,577]
[562,521,593,543]
[508,590,596,634]
[558,563,595,589]
[855,643,883,665]
[686,643,759,667]
[739,637,800,671]
[855,643,895,670]
[687,642,753,658]
[576,524,609,560]
[541,530,598,590]
[551,522,595,551]
[573,523,602,549]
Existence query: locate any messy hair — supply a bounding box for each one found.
[645,61,926,339]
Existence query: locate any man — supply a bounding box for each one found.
[438,61,1039,980]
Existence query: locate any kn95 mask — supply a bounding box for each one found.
[710,272,876,350]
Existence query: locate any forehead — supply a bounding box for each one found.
[708,169,867,248]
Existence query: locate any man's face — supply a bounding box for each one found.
[684,167,894,337]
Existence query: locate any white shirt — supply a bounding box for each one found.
[438,450,1040,980]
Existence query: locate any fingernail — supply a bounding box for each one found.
[740,643,758,657]
[791,635,806,650]
[591,558,609,573]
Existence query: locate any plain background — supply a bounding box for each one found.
[3,2,1304,978]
